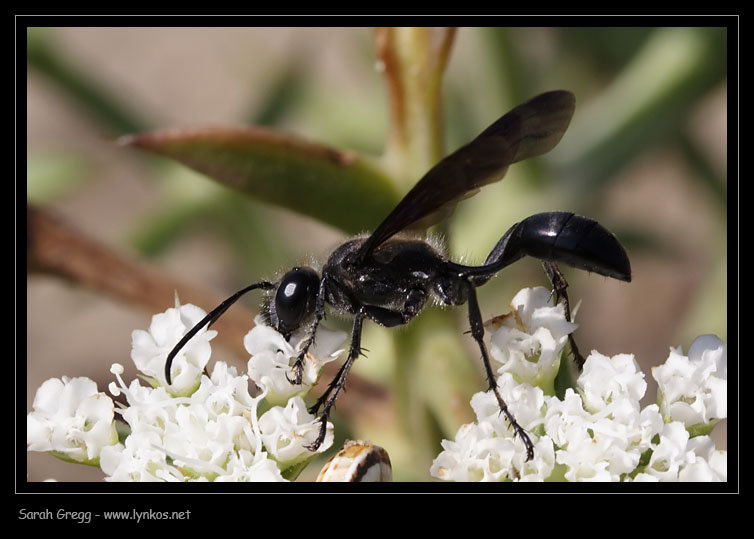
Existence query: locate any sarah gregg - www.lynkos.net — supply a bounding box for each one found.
[19,508,191,524]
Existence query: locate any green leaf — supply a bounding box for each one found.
[49,450,101,468]
[686,419,721,438]
[27,27,147,135]
[280,457,313,481]
[27,152,88,204]
[119,127,399,234]
[555,27,727,192]
[245,60,309,128]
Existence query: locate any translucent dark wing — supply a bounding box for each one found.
[356,90,576,260]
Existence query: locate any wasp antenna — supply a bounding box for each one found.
[165,281,273,385]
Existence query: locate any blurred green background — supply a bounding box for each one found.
[26,26,727,482]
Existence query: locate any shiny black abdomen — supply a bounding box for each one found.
[510,212,631,281]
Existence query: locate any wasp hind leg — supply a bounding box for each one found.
[464,279,535,461]
[541,261,585,371]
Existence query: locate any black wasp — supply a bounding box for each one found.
[164,90,631,461]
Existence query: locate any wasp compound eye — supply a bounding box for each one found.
[274,267,320,335]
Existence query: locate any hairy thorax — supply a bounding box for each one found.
[322,237,450,315]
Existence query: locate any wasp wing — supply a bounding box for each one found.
[356,90,575,261]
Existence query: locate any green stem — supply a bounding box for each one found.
[375,27,456,186]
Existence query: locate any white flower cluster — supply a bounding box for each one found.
[431,287,727,482]
[28,287,727,483]
[653,334,727,433]
[27,376,118,465]
[27,302,346,482]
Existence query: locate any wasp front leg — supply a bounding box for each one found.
[306,307,367,452]
[287,276,329,385]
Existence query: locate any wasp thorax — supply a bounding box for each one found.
[272,267,320,337]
